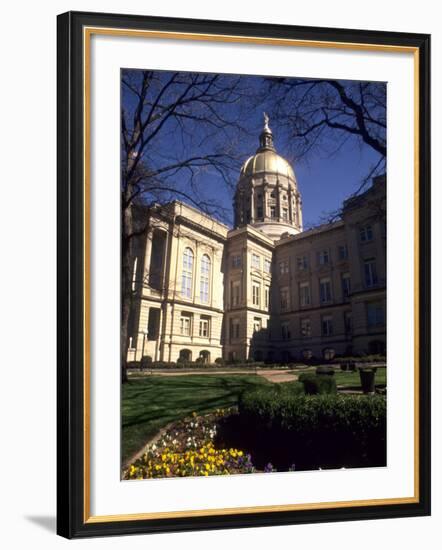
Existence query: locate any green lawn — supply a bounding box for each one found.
[122,374,271,464]
[287,367,387,389]
[333,367,387,388]
[122,369,387,464]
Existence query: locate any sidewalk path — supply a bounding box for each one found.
[129,368,299,383]
[256,369,298,383]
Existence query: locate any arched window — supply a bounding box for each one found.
[178,349,192,362]
[200,254,211,303]
[181,247,194,298]
[199,350,210,364]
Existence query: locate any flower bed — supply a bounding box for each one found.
[123,409,255,479]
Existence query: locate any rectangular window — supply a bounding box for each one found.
[199,317,210,338]
[251,253,260,269]
[280,288,289,311]
[230,318,240,339]
[321,315,333,336]
[200,279,209,303]
[367,302,385,327]
[257,206,263,218]
[231,281,240,307]
[360,225,374,242]
[147,308,160,340]
[299,282,311,307]
[149,231,167,290]
[270,205,276,219]
[338,244,348,260]
[281,321,290,340]
[253,317,262,333]
[279,260,289,274]
[344,311,353,334]
[180,313,192,336]
[297,256,308,270]
[264,258,272,273]
[319,278,332,303]
[199,255,211,304]
[265,286,270,310]
[341,272,351,299]
[318,250,330,265]
[300,318,311,337]
[252,282,261,307]
[282,208,288,220]
[364,259,378,287]
[181,272,192,298]
[232,254,241,268]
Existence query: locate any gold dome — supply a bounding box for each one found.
[239,113,296,181]
[240,150,295,181]
[234,114,302,238]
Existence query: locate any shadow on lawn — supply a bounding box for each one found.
[121,375,269,462]
[122,376,266,429]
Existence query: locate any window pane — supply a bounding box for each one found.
[200,255,210,303]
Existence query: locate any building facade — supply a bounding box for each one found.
[127,117,386,364]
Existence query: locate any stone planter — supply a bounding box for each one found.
[358,366,378,394]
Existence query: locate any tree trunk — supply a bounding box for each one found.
[120,266,131,384]
[121,197,134,384]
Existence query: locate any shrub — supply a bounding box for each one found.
[238,391,386,469]
[315,365,335,376]
[298,373,337,395]
[214,357,225,365]
[140,356,152,369]
[239,391,386,435]
[332,354,386,365]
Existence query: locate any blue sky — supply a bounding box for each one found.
[192,120,381,228]
[121,70,385,228]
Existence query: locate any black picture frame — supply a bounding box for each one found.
[57,10,431,539]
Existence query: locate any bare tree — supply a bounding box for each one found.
[263,78,385,156]
[120,70,248,382]
[261,77,386,215]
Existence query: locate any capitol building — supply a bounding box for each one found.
[127,116,386,364]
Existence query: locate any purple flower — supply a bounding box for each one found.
[264,462,274,473]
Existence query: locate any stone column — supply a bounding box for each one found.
[277,181,282,221]
[250,184,255,223]
[263,183,268,220]
[288,187,293,223]
[297,196,303,230]
[144,227,154,287]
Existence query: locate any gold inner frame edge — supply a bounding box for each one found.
[82,26,420,524]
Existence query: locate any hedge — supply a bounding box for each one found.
[236,390,386,470]
[298,373,337,395]
[126,360,294,370]
[332,355,386,364]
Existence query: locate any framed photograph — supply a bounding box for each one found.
[57,11,431,538]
